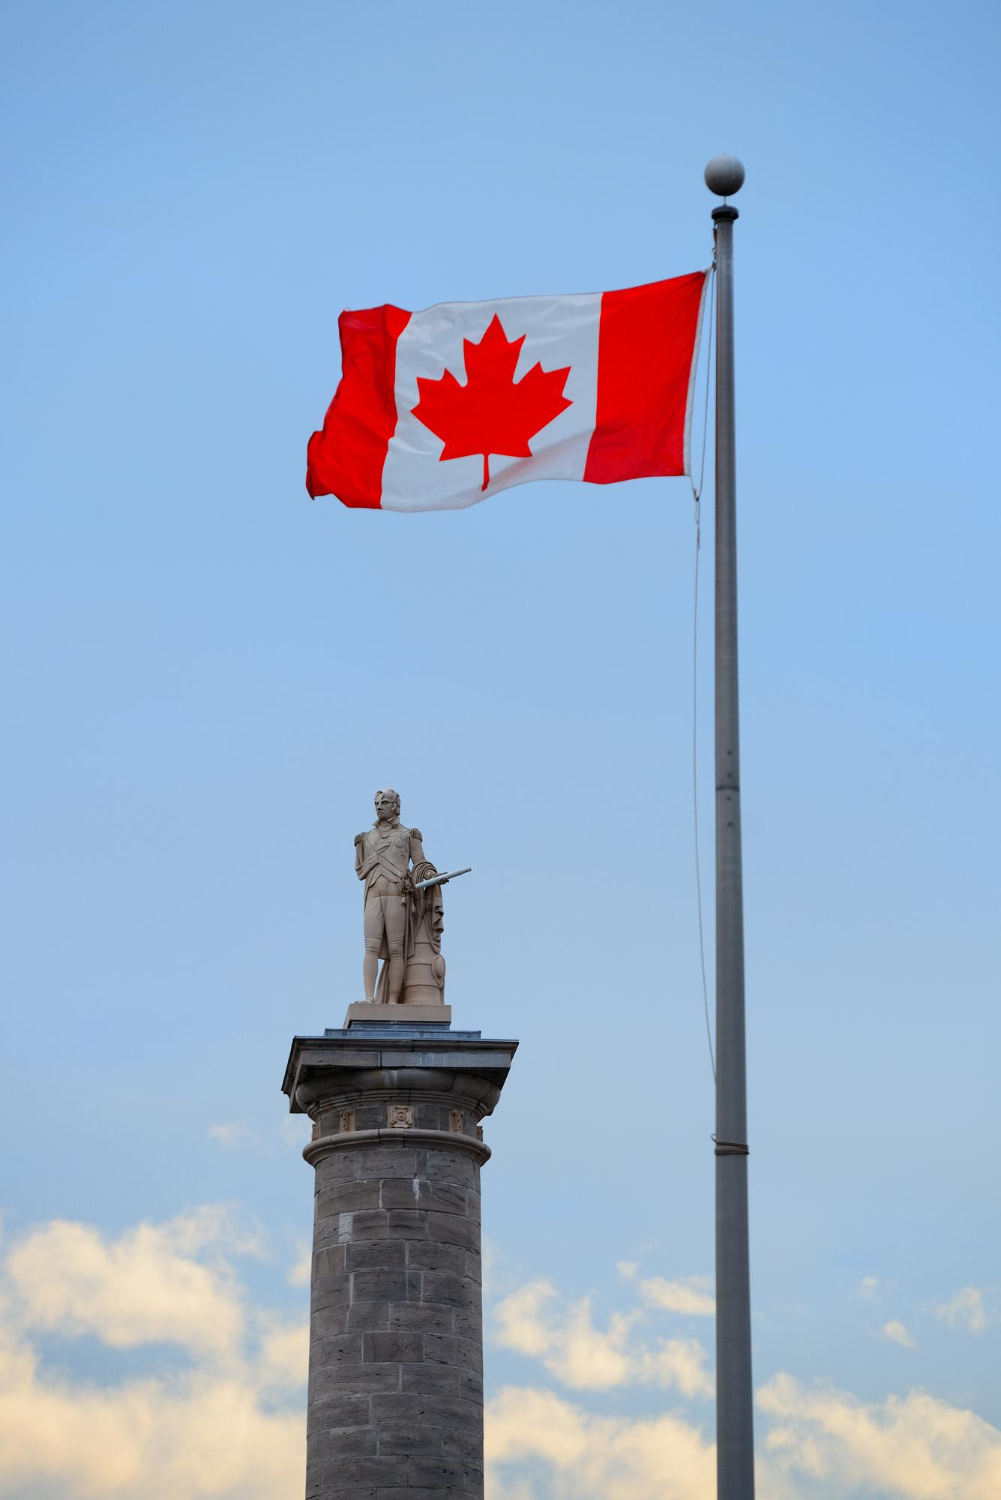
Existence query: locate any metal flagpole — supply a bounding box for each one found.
[704,154,754,1499]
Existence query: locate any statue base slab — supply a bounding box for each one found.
[343,1000,452,1029]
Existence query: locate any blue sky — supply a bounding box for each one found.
[2,1,999,1496]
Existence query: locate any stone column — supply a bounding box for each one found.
[282,1020,517,1500]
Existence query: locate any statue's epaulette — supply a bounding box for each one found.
[353,832,364,846]
[410,827,422,842]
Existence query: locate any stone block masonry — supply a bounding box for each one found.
[282,1025,517,1500]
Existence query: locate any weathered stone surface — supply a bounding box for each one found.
[318,1180,382,1214]
[355,1148,418,1180]
[377,1426,441,1457]
[345,1239,407,1272]
[408,1459,466,1489]
[387,1302,454,1336]
[420,1272,478,1310]
[426,1213,479,1252]
[314,1246,347,1276]
[313,1277,352,1313]
[423,1334,480,1372]
[345,1301,391,1333]
[425,1152,478,1187]
[375,1491,458,1500]
[440,1425,481,1462]
[417,1390,481,1421]
[287,1027,517,1500]
[401,1362,459,1395]
[315,1360,403,1396]
[319,1457,410,1488]
[314,1154,360,1187]
[452,1306,481,1341]
[405,1240,468,1277]
[306,1475,372,1500]
[310,1428,378,1459]
[368,1392,420,1424]
[315,1333,364,1366]
[306,1393,370,1430]
[363,1330,425,1364]
[350,1268,411,1303]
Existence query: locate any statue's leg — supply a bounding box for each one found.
[363,897,385,1001]
[384,895,407,1004]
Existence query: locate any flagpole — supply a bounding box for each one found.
[705,154,754,1500]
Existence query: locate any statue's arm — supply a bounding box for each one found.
[409,828,427,868]
[354,832,366,881]
[409,830,438,889]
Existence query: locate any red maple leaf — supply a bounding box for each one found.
[411,314,573,491]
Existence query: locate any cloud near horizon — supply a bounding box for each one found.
[6,1206,263,1360]
[759,1373,1001,1499]
[485,1271,1001,1500]
[0,1207,306,1499]
[486,1384,717,1500]
[485,1376,1001,1500]
[492,1277,713,1396]
[0,1210,999,1500]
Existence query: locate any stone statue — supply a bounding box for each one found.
[355,789,452,1007]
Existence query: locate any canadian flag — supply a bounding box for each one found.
[306,270,708,512]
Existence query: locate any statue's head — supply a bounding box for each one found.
[374,788,401,822]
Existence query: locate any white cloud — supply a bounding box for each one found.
[487,1376,1001,1500]
[760,1373,1001,1499]
[935,1285,997,1336]
[0,1350,304,1499]
[211,1118,313,1157]
[489,1263,1001,1500]
[860,1276,879,1300]
[208,1121,256,1151]
[881,1320,918,1350]
[492,1278,713,1397]
[0,1208,306,1499]
[494,1280,633,1383]
[256,1321,310,1390]
[625,1268,716,1318]
[486,1385,717,1500]
[286,1244,312,1289]
[3,1220,1000,1500]
[6,1207,262,1359]
[638,1340,715,1398]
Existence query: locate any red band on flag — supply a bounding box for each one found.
[306,304,412,506]
[583,271,707,484]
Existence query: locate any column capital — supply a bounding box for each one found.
[282,1027,518,1113]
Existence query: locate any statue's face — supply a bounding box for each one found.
[374,790,399,822]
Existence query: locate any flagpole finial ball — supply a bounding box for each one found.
[704,155,745,197]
